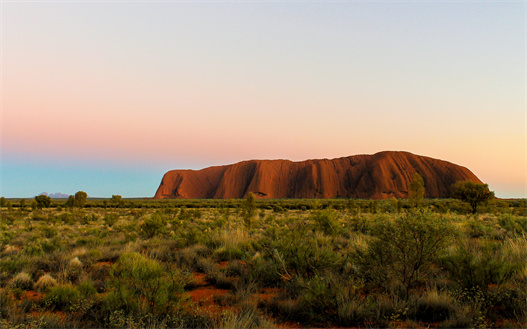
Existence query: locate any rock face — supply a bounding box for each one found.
[154,151,483,199]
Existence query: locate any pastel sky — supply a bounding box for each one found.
[1,1,525,198]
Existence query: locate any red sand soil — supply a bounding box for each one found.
[186,272,235,317]
[154,151,482,200]
[256,287,281,302]
[22,290,42,301]
[186,272,304,328]
[30,310,67,322]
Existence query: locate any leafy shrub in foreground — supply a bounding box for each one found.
[106,252,187,317]
[441,239,525,291]
[357,210,453,299]
[44,284,81,311]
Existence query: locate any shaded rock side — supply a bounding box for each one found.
[153,151,483,199]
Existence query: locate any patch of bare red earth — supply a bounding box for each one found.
[185,272,235,317]
[186,266,304,328]
[22,290,42,301]
[17,291,68,324]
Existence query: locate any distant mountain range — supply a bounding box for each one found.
[39,192,70,198]
[154,151,483,199]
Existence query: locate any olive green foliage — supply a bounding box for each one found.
[34,195,51,209]
[65,195,75,208]
[107,252,187,316]
[358,210,453,298]
[409,173,425,207]
[310,208,340,236]
[74,191,88,208]
[453,181,495,214]
[140,212,167,238]
[44,284,81,311]
[243,192,257,228]
[103,213,119,227]
[111,195,123,208]
[0,196,6,207]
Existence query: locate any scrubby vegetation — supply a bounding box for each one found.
[0,198,525,328]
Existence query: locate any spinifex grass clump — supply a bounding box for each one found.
[34,274,57,292]
[10,271,33,290]
[65,257,84,282]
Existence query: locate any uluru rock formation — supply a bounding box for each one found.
[154,151,483,199]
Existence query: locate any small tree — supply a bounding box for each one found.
[111,195,123,208]
[409,173,425,207]
[65,195,75,208]
[19,199,26,209]
[452,181,495,214]
[34,195,51,209]
[359,210,453,299]
[74,191,88,208]
[0,197,6,207]
[243,192,257,228]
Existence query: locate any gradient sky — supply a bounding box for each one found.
[1,1,525,198]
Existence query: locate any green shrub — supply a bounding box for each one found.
[442,239,525,291]
[42,226,58,238]
[106,252,187,316]
[103,213,119,227]
[498,214,527,236]
[77,280,97,298]
[58,212,76,225]
[44,284,81,311]
[140,213,167,238]
[310,209,340,236]
[357,210,453,299]
[270,224,342,279]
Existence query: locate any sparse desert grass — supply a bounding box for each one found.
[0,199,525,328]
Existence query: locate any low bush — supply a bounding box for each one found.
[103,213,119,227]
[357,210,453,299]
[140,213,167,238]
[441,239,525,291]
[105,252,188,317]
[44,284,81,311]
[34,274,57,292]
[10,272,33,290]
[409,289,457,322]
[310,208,340,236]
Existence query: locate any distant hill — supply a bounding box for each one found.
[154,151,483,199]
[39,192,70,198]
